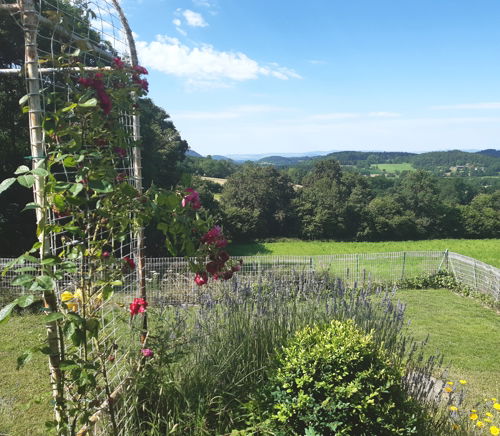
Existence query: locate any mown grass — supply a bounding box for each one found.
[394,288,500,403]
[0,314,51,436]
[229,238,500,267]
[372,162,415,172]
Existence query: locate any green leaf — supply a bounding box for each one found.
[41,257,58,265]
[78,98,98,108]
[45,312,64,322]
[12,274,35,287]
[101,285,114,302]
[16,351,33,370]
[22,202,41,212]
[0,178,16,195]
[31,168,49,177]
[62,103,77,112]
[88,180,113,193]
[17,295,35,308]
[69,183,84,197]
[0,301,18,325]
[19,94,29,106]
[31,275,55,291]
[59,360,79,370]
[14,165,30,175]
[85,318,100,339]
[17,174,35,188]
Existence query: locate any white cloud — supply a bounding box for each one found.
[182,9,208,27]
[172,18,182,26]
[136,35,301,85]
[431,102,500,110]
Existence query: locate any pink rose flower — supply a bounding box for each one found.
[141,348,154,357]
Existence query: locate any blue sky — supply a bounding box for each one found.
[121,0,500,156]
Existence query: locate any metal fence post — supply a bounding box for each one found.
[401,252,406,280]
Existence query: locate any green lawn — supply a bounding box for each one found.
[229,238,500,267]
[0,314,51,436]
[394,288,500,404]
[372,163,415,172]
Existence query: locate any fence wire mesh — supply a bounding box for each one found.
[3,251,498,307]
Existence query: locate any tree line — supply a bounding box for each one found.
[198,161,499,242]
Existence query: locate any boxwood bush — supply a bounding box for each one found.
[262,319,422,435]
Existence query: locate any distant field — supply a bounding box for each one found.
[372,163,415,172]
[229,238,500,267]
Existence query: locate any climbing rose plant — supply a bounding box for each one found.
[0,50,238,435]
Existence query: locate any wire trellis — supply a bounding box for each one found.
[0,0,143,433]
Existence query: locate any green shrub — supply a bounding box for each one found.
[263,319,422,435]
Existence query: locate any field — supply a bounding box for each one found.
[229,238,500,267]
[1,286,498,435]
[372,163,415,172]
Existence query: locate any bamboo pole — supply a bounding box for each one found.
[19,0,66,426]
[110,0,147,342]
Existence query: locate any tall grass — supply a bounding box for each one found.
[123,273,451,435]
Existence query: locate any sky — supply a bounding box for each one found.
[120,0,500,156]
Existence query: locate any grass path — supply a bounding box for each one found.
[394,288,500,403]
[229,238,500,267]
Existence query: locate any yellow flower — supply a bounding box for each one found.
[459,379,467,385]
[477,421,485,428]
[61,291,74,302]
[494,403,500,411]
[490,426,500,436]
[66,302,78,312]
[486,419,493,423]
[471,409,477,413]
[447,381,454,385]
[470,413,478,421]
[486,412,493,417]
[449,406,458,411]
[74,288,83,301]
[493,398,498,402]
[444,387,453,393]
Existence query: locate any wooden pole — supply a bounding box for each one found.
[109,0,147,344]
[19,0,66,426]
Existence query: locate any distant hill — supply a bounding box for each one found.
[257,155,318,166]
[211,155,235,162]
[186,149,203,158]
[477,149,500,158]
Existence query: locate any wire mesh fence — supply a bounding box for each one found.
[3,251,499,306]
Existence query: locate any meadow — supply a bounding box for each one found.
[229,238,500,267]
[372,162,416,172]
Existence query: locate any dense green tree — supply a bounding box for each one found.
[140,98,188,190]
[296,160,373,240]
[185,156,239,179]
[221,165,296,240]
[461,191,500,238]
[395,170,449,238]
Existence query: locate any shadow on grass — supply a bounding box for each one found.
[228,241,272,256]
